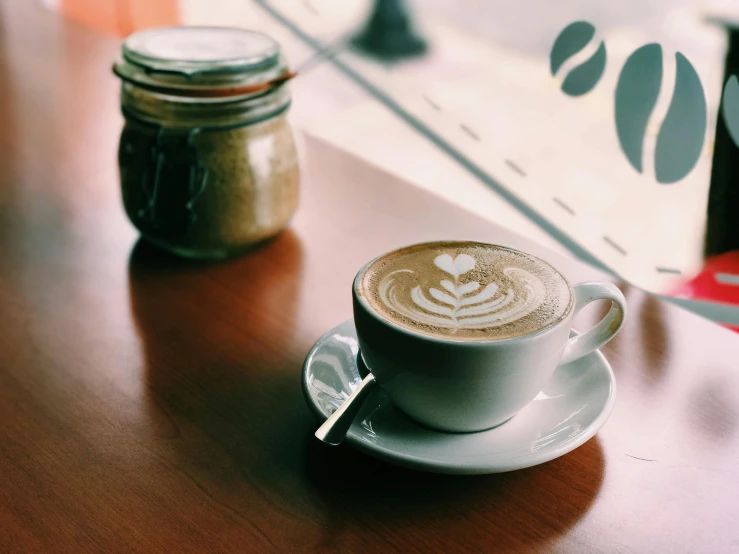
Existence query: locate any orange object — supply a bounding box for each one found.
[59,0,121,35]
[126,0,179,35]
[58,0,179,37]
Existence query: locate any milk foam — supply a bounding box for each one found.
[361,242,572,340]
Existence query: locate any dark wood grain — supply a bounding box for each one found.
[1,2,739,552]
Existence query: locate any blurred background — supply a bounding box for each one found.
[24,0,739,330]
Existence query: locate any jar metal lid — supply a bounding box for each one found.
[114,26,292,98]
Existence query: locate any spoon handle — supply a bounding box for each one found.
[315,373,377,446]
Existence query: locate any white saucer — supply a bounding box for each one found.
[302,320,616,474]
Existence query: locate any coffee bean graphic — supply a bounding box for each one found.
[721,75,739,148]
[550,21,606,96]
[614,44,661,174]
[615,44,706,184]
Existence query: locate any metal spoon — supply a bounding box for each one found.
[314,373,377,446]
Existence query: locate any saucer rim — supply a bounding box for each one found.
[302,319,616,474]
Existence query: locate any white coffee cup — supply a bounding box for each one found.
[352,243,626,433]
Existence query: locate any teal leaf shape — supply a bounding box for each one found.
[722,75,739,148]
[550,21,595,75]
[561,40,606,96]
[654,52,706,184]
[615,43,663,174]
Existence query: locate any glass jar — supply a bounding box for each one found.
[114,27,299,259]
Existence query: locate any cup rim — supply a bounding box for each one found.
[352,240,576,346]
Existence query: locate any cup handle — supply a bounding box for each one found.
[559,282,626,365]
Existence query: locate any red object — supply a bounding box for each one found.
[672,251,739,304]
[670,251,739,333]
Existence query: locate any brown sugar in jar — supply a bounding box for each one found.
[114,27,299,259]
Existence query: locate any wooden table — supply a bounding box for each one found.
[1,2,739,552]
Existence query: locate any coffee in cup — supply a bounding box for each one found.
[360,241,572,341]
[353,241,626,432]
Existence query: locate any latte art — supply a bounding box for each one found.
[378,254,546,329]
[359,242,573,341]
